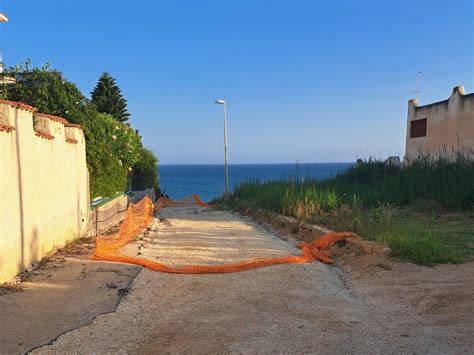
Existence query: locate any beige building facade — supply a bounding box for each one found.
[0,100,89,283]
[405,85,474,161]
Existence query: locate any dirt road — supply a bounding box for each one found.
[33,205,473,353]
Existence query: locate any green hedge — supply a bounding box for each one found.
[4,61,159,199]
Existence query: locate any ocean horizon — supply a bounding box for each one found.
[159,162,355,202]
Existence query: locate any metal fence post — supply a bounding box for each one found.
[95,209,99,238]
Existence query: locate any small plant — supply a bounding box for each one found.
[370,202,396,227]
[386,231,463,266]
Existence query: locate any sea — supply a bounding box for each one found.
[158,163,354,202]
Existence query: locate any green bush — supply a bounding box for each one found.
[4,61,87,124]
[131,147,159,191]
[80,113,130,198]
[3,61,159,198]
[91,113,142,170]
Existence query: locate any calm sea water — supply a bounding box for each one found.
[159,163,354,202]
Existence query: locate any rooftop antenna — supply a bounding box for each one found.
[412,71,423,102]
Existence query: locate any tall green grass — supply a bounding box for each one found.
[224,153,474,214]
[215,153,474,265]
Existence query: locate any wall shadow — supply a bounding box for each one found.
[14,109,26,271]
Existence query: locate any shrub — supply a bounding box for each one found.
[3,61,158,198]
[131,147,159,191]
[80,112,130,198]
[3,60,86,123]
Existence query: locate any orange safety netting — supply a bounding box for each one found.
[93,195,357,274]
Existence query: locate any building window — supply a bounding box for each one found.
[410,118,427,138]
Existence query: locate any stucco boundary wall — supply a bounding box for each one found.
[83,195,130,238]
[405,85,474,161]
[0,100,89,283]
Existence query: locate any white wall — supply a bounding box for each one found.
[0,100,89,283]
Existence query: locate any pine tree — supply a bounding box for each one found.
[91,72,130,122]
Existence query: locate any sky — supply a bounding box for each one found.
[1,0,472,164]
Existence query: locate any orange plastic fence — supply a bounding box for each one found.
[192,194,211,208]
[94,195,357,274]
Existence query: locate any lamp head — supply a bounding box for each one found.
[0,13,8,22]
[214,100,226,105]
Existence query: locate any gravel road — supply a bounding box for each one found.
[34,205,473,354]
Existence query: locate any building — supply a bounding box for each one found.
[405,85,473,161]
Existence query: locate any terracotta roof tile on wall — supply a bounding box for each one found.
[0,99,36,112]
[0,99,83,132]
[64,123,83,129]
[35,131,55,140]
[36,112,69,125]
[0,123,16,133]
[35,113,69,125]
[65,137,78,144]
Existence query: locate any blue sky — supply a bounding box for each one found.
[1,0,472,164]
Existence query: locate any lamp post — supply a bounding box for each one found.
[214,99,229,196]
[0,12,8,83]
[0,12,8,71]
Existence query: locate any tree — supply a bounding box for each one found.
[91,72,130,122]
[131,148,159,191]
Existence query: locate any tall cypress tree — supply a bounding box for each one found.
[91,72,130,122]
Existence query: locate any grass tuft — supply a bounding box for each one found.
[386,231,463,266]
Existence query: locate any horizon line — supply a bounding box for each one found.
[159,161,356,165]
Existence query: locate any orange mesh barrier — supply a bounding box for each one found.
[193,194,212,208]
[94,195,357,273]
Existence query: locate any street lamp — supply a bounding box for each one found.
[0,12,8,77]
[214,99,229,196]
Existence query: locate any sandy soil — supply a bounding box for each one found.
[333,244,474,353]
[33,205,474,354]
